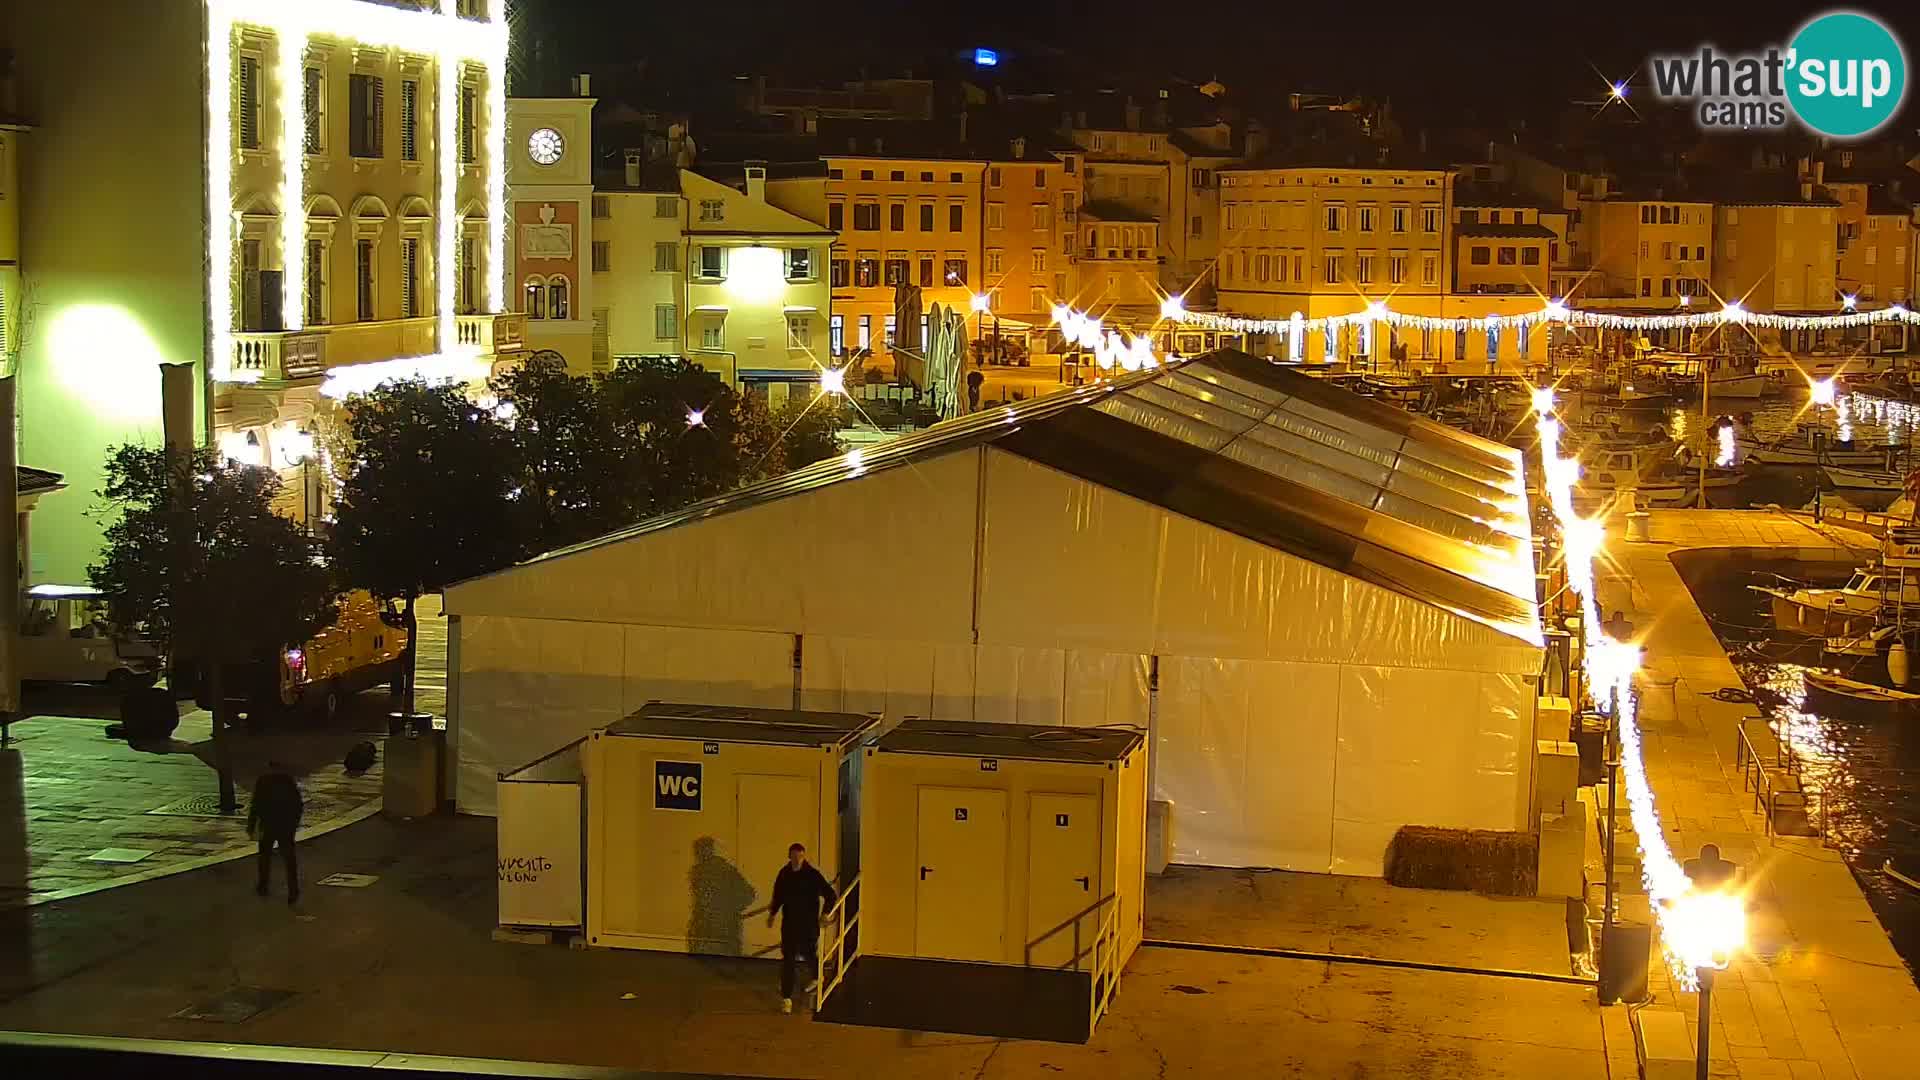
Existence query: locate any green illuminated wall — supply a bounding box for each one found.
[7,2,209,584]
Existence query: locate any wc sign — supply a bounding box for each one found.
[654,760,702,811]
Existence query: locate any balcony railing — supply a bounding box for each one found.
[231,331,328,381]
[456,312,528,354]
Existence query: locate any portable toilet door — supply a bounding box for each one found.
[911,785,1009,962]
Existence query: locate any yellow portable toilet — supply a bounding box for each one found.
[583,702,879,955]
[819,720,1146,1043]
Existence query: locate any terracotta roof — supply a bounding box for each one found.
[1456,223,1558,239]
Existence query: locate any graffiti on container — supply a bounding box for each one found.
[498,855,555,883]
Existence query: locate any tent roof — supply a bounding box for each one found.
[606,701,880,750]
[482,350,1540,645]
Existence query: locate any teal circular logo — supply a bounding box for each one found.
[1787,12,1907,138]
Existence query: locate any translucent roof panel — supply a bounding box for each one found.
[1094,356,1531,560]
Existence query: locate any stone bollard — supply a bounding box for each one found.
[1626,511,1651,542]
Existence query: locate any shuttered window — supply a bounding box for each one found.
[237,56,261,149]
[400,79,418,161]
[302,67,323,153]
[400,238,420,318]
[459,84,477,164]
[349,74,384,158]
[356,239,375,321]
[591,309,611,373]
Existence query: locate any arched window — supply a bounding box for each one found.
[523,277,546,319]
[547,276,570,321]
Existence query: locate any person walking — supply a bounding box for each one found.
[247,761,304,905]
[766,842,836,1014]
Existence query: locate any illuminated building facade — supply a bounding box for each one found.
[509,92,597,370]
[3,0,517,580]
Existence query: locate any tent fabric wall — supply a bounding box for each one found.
[444,451,981,642]
[980,451,1540,676]
[455,615,793,813]
[1154,658,1534,876]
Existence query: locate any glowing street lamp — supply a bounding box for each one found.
[1843,293,1859,311]
[1160,294,1187,321]
[1530,385,1556,417]
[1610,81,1628,100]
[1809,377,1837,407]
[686,408,705,428]
[1663,883,1746,1080]
[970,293,1001,366]
[818,367,847,396]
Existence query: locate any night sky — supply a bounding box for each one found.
[526,0,1920,134]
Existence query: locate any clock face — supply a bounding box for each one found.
[528,127,564,166]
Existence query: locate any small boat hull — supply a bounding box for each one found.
[1754,587,1879,637]
[1803,670,1920,719]
[1823,465,1907,492]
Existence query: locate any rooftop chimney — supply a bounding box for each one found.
[1800,179,1813,201]
[624,151,642,189]
[744,162,767,203]
[1124,98,1142,131]
[1010,136,1026,160]
[572,73,592,97]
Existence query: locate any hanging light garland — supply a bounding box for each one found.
[1532,390,1746,988]
[1173,298,1913,337]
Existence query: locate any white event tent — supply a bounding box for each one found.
[442,350,1544,876]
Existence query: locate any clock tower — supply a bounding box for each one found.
[507,84,597,372]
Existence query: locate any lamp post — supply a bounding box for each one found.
[971,292,997,367]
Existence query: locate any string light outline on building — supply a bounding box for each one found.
[206,0,509,383]
[1050,305,1163,371]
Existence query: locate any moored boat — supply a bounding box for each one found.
[1751,566,1920,637]
[1803,669,1920,719]
[1823,465,1908,492]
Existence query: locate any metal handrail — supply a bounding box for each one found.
[1086,895,1123,1039]
[1734,718,1821,841]
[813,876,861,1013]
[1024,892,1119,971]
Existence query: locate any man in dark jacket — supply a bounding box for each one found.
[766,842,836,1013]
[247,761,304,904]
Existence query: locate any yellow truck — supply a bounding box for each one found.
[275,590,410,720]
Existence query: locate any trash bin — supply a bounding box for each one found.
[1598,919,1653,1004]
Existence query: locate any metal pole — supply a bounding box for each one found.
[1603,684,1621,937]
[1696,967,1715,1080]
[1698,358,1711,508]
[0,374,17,749]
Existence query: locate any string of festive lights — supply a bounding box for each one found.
[1175,298,1915,337]
[207,0,509,383]
[1533,391,1746,986]
[1050,305,1164,371]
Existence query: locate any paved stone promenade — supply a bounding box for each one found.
[1601,509,1920,1079]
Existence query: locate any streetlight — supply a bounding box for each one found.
[1663,875,1745,1080]
[971,292,999,367]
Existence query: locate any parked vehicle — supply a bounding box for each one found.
[16,584,160,688]
[195,590,408,722]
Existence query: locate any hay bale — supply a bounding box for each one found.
[1386,825,1539,896]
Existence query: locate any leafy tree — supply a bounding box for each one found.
[329,379,523,719]
[772,395,850,472]
[599,357,754,513]
[89,444,338,809]
[491,355,642,548]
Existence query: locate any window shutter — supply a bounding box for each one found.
[303,68,321,153]
[0,280,8,354]
[372,77,385,158]
[400,80,418,162]
[238,57,259,149]
[592,309,611,373]
[348,75,367,156]
[401,239,417,318]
